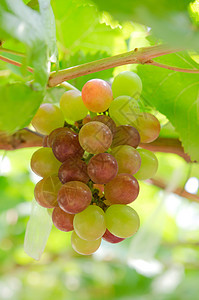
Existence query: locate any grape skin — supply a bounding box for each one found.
[58,181,92,214]
[105,204,140,238]
[109,95,140,125]
[31,104,65,135]
[92,115,117,136]
[60,90,88,121]
[131,112,161,143]
[82,79,113,112]
[34,174,61,208]
[79,121,112,154]
[47,127,75,148]
[111,145,141,175]
[71,231,101,255]
[52,130,84,162]
[73,205,106,241]
[102,229,125,244]
[87,153,118,184]
[59,158,89,184]
[111,125,140,148]
[31,147,61,178]
[52,207,74,232]
[104,173,139,204]
[111,71,142,99]
[134,149,158,180]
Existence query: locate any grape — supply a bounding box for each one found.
[42,135,48,147]
[58,158,89,184]
[58,181,92,214]
[52,130,84,162]
[31,148,61,178]
[87,153,118,184]
[109,96,140,125]
[92,115,117,136]
[34,174,61,208]
[83,115,92,125]
[47,127,75,148]
[131,112,160,143]
[71,231,101,255]
[79,121,112,154]
[102,229,125,244]
[52,207,74,232]
[31,104,65,135]
[82,79,113,112]
[111,125,140,148]
[104,174,139,204]
[111,145,141,175]
[105,204,140,238]
[112,71,142,99]
[60,90,88,121]
[73,205,106,241]
[134,149,158,180]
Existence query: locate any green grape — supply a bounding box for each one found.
[31,147,61,178]
[52,207,74,232]
[31,104,65,135]
[82,79,113,112]
[111,145,141,175]
[134,149,158,180]
[73,205,106,241]
[34,174,61,208]
[71,231,101,255]
[105,204,140,238]
[111,125,140,148]
[131,112,161,143]
[58,181,92,214]
[104,173,139,204]
[60,90,88,121]
[109,96,140,125]
[92,115,117,136]
[112,71,142,99]
[79,121,112,154]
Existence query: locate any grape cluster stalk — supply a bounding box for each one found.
[30,71,160,255]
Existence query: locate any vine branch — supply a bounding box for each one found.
[146,60,199,73]
[0,56,33,73]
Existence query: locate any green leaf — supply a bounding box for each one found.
[38,0,58,65]
[137,52,199,162]
[52,0,126,57]
[0,0,48,89]
[92,0,199,50]
[0,83,43,133]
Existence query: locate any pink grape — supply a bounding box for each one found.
[111,145,141,175]
[52,129,84,162]
[111,125,140,148]
[34,174,61,208]
[131,112,160,143]
[82,79,113,112]
[58,158,89,184]
[102,229,125,244]
[104,173,139,204]
[79,121,112,154]
[87,153,118,184]
[58,181,92,214]
[47,127,75,148]
[52,207,74,232]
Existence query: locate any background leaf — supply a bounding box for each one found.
[137,52,199,161]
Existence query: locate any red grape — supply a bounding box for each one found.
[58,158,89,184]
[111,125,140,148]
[92,115,117,136]
[102,229,125,244]
[87,153,118,184]
[47,127,75,148]
[52,207,74,232]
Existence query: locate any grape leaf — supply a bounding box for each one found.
[0,0,48,89]
[137,52,199,162]
[52,0,126,56]
[92,0,199,50]
[0,83,43,133]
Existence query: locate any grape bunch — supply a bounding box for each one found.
[30,71,160,255]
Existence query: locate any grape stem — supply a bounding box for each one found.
[48,45,199,87]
